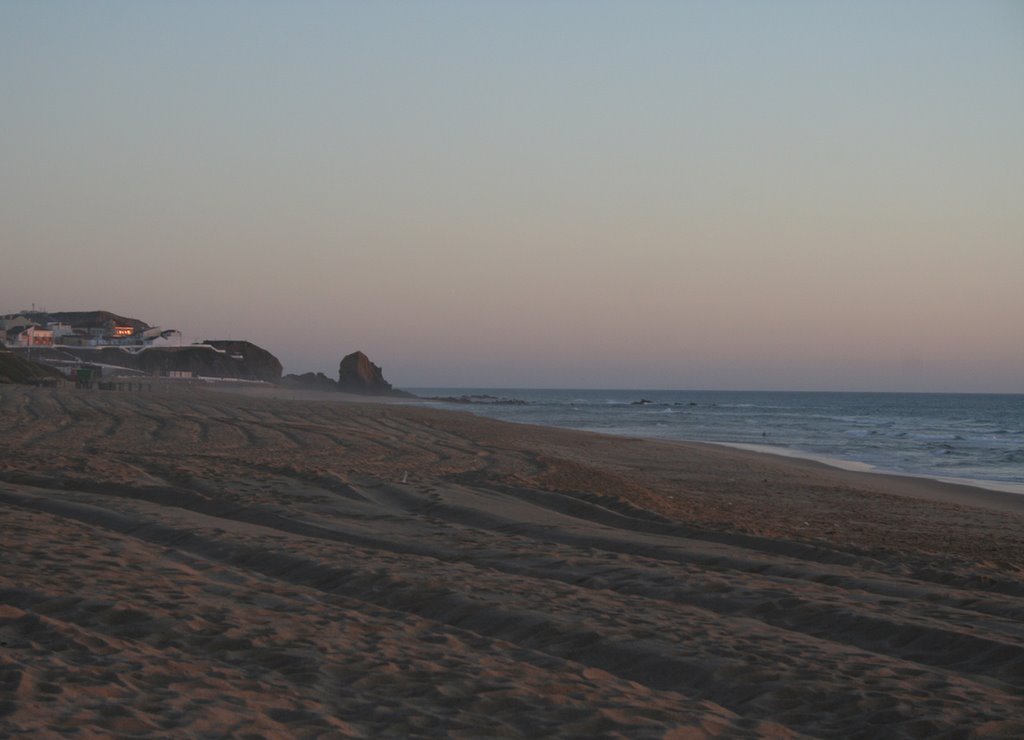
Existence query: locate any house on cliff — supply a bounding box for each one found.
[0,315,33,332]
[6,325,54,347]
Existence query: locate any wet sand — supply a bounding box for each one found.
[2,383,1023,737]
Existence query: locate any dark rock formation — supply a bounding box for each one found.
[281,372,338,392]
[281,354,413,396]
[338,351,396,395]
[31,341,283,383]
[203,341,283,383]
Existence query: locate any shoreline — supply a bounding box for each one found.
[232,384,1024,509]
[212,384,1024,543]
[404,391,1024,502]
[4,383,1024,736]
[685,439,1024,515]
[712,440,1024,499]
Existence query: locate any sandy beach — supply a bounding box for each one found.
[2,383,1023,737]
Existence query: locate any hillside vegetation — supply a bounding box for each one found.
[0,352,66,385]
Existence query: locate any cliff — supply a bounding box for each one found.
[4,308,412,391]
[336,351,413,396]
[203,341,284,383]
[338,351,392,394]
[22,310,150,332]
[33,342,283,383]
[0,351,65,385]
[281,372,338,392]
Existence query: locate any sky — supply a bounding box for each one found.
[2,1,1022,392]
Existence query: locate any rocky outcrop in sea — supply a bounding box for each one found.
[338,351,395,395]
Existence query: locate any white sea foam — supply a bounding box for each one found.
[932,476,1024,496]
[715,443,1024,495]
[717,443,878,473]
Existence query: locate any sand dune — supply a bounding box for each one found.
[2,384,1024,737]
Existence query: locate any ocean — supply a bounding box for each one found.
[409,389,1024,494]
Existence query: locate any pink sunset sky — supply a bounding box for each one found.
[2,2,1022,392]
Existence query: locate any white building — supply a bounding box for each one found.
[8,325,54,347]
[46,322,75,339]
